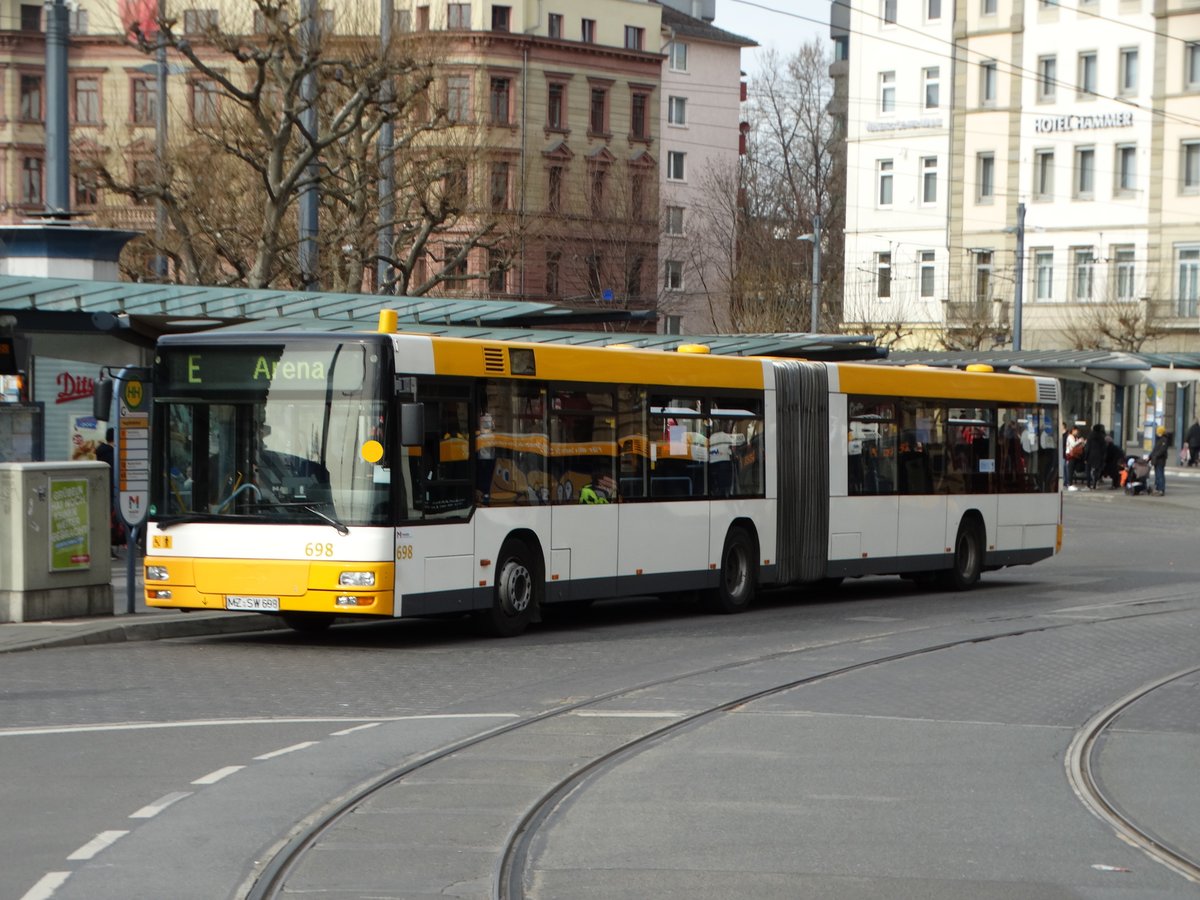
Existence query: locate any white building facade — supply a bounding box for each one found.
[841,0,1200,353]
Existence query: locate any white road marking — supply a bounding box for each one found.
[330,722,381,736]
[847,615,904,622]
[20,872,70,900]
[0,714,518,738]
[254,741,318,760]
[67,830,129,860]
[192,765,245,785]
[129,791,192,819]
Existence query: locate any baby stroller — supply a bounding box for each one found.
[1122,456,1150,495]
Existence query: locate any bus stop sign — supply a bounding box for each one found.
[116,368,151,528]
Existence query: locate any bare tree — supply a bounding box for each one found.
[80,0,507,293]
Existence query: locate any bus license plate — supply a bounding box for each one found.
[226,596,280,611]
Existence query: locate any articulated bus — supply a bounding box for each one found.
[143,318,1062,636]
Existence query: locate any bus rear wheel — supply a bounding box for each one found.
[705,527,756,614]
[478,539,539,637]
[940,520,983,591]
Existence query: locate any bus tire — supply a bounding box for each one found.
[280,612,334,635]
[705,527,756,614]
[940,519,983,591]
[479,538,540,637]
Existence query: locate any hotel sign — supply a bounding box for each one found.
[1033,111,1134,133]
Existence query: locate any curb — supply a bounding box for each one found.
[0,613,284,655]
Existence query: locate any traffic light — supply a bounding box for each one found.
[0,336,15,376]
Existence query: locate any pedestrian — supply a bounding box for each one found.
[1102,435,1122,489]
[1186,420,1200,468]
[95,427,120,557]
[1064,425,1084,488]
[1084,423,1106,489]
[1150,425,1170,496]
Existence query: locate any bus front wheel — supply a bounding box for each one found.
[705,527,757,614]
[479,539,540,637]
[940,520,983,591]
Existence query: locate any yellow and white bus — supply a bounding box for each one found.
[143,317,1062,635]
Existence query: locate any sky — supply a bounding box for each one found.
[711,0,828,74]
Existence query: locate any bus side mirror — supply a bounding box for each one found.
[93,377,113,420]
[400,403,424,447]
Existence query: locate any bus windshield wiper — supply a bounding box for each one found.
[252,500,350,535]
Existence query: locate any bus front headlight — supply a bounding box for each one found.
[339,571,375,587]
[147,566,170,581]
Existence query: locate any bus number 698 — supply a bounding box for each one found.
[305,543,334,557]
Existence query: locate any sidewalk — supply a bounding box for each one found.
[0,549,279,655]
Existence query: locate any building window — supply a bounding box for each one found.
[190,79,219,125]
[20,3,41,30]
[1077,52,1097,98]
[182,8,218,33]
[444,244,468,283]
[626,255,644,299]
[665,259,683,291]
[415,5,430,30]
[1177,247,1200,317]
[1074,146,1095,199]
[490,77,511,125]
[1034,149,1054,200]
[1072,247,1095,301]
[1035,249,1054,300]
[589,166,606,216]
[546,81,565,130]
[447,3,470,29]
[927,0,941,20]
[587,254,603,295]
[547,165,563,212]
[1186,43,1200,90]
[581,18,595,43]
[545,251,560,298]
[665,205,684,235]
[589,86,608,135]
[132,77,157,125]
[923,67,939,109]
[393,9,412,31]
[664,315,682,335]
[488,248,507,292]
[980,61,997,106]
[548,13,562,38]
[669,41,688,71]
[667,151,686,181]
[73,77,100,125]
[491,5,510,31]
[1119,48,1138,96]
[668,95,687,126]
[490,162,510,211]
[974,251,993,303]
[977,152,995,202]
[624,25,643,50]
[1114,247,1136,302]
[982,0,996,14]
[630,91,650,140]
[882,0,897,25]
[630,172,648,220]
[879,71,895,114]
[919,250,935,297]
[878,159,894,206]
[1116,144,1137,195]
[20,156,43,205]
[1038,55,1056,102]
[19,74,43,122]
[447,75,471,123]
[877,252,892,298]
[74,173,99,207]
[922,156,937,204]
[1183,141,1200,194]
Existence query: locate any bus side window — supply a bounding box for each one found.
[617,386,647,499]
[848,398,897,496]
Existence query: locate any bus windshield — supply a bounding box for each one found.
[152,341,391,528]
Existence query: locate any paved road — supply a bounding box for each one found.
[2,476,1198,899]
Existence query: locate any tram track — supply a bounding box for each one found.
[243,603,1188,900]
[1065,665,1200,885]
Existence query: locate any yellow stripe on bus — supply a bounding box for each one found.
[430,337,765,389]
[833,364,1042,403]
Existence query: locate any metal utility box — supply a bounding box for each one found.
[0,461,112,622]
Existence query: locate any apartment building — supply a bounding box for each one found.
[840,0,1200,355]
[655,1,754,335]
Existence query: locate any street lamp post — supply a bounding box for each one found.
[795,215,822,332]
[1012,202,1025,350]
